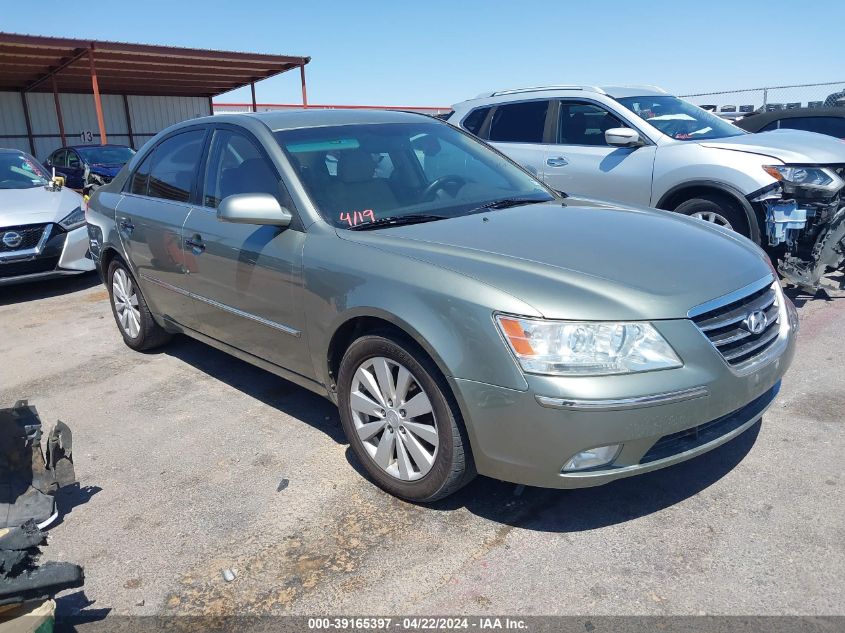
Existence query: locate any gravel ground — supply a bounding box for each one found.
[1,271,843,618]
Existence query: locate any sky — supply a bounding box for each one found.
[4,0,844,107]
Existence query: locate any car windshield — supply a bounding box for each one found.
[76,146,136,165]
[274,121,554,229]
[617,95,746,141]
[0,152,50,189]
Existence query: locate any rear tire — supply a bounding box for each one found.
[337,333,474,502]
[674,193,751,238]
[107,259,171,351]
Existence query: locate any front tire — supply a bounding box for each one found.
[107,259,171,351]
[674,193,751,238]
[337,334,474,502]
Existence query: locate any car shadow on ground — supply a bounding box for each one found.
[345,419,761,533]
[0,271,99,307]
[162,331,762,533]
[161,336,346,444]
[783,271,845,308]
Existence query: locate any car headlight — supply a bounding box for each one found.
[58,206,85,230]
[762,165,843,190]
[495,315,682,376]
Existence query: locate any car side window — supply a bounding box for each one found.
[146,130,205,203]
[51,150,67,167]
[202,130,281,209]
[488,101,549,143]
[66,151,81,168]
[558,102,625,146]
[129,149,155,196]
[759,121,780,132]
[462,107,491,137]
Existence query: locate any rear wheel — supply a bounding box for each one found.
[337,334,474,502]
[674,193,751,238]
[107,259,171,351]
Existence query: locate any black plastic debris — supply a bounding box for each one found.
[0,519,84,607]
[0,401,76,530]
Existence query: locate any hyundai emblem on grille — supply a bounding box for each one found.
[744,310,768,335]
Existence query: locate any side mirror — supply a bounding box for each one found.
[605,128,642,148]
[217,193,292,227]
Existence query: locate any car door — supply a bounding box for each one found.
[116,128,207,323]
[46,149,68,182]
[542,100,656,206]
[181,126,311,376]
[64,150,86,190]
[484,99,552,179]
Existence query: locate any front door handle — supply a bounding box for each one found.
[546,156,569,167]
[185,234,206,254]
[118,217,135,235]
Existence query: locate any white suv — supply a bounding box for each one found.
[447,86,845,288]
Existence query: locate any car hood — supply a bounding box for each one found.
[89,164,123,178]
[699,129,845,164]
[340,201,773,321]
[0,185,84,227]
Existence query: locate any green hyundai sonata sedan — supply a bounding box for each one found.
[85,109,798,501]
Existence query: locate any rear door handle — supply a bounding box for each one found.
[546,156,569,167]
[185,234,206,254]
[118,217,135,235]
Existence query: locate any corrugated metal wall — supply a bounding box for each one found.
[0,92,210,160]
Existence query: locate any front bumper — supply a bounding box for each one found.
[0,224,94,287]
[450,297,798,489]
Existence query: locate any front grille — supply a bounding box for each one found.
[691,283,780,368]
[639,382,779,465]
[0,256,60,279]
[0,224,45,253]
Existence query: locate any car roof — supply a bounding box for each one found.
[62,144,132,150]
[451,84,669,108]
[736,107,845,131]
[209,108,434,132]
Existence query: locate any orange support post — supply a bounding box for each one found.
[300,64,308,108]
[88,46,108,145]
[52,75,66,147]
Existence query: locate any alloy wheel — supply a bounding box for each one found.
[690,210,734,230]
[349,356,439,481]
[112,268,141,339]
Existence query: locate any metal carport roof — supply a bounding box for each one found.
[0,32,310,148]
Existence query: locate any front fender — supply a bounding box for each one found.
[302,232,536,392]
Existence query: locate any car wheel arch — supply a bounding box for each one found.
[325,311,454,398]
[656,181,762,243]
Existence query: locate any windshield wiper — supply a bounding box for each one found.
[469,197,550,213]
[346,213,448,231]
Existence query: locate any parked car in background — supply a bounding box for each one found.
[0,149,94,285]
[43,144,135,195]
[86,110,797,501]
[447,85,845,288]
[735,107,845,140]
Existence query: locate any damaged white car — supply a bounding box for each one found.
[0,149,95,286]
[448,86,845,289]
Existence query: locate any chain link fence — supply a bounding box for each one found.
[681,81,845,115]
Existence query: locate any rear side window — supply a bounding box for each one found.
[51,150,67,167]
[461,107,491,137]
[488,101,549,143]
[129,151,154,195]
[147,130,205,202]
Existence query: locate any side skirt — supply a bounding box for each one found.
[161,316,331,400]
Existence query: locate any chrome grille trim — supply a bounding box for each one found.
[689,275,783,370]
